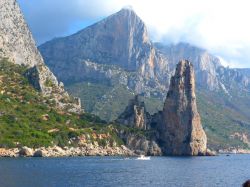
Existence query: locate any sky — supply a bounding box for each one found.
[18,0,250,68]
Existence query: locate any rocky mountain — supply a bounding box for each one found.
[155,42,250,92]
[0,0,82,113]
[39,8,170,96]
[39,8,250,150]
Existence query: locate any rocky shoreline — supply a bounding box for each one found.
[218,148,250,154]
[0,145,223,157]
[0,145,136,158]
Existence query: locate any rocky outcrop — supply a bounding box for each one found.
[115,95,162,156]
[158,60,207,156]
[124,134,162,156]
[0,0,82,113]
[19,146,34,157]
[116,95,151,130]
[118,129,162,156]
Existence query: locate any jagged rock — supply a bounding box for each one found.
[206,149,217,156]
[158,60,207,156]
[19,146,33,157]
[116,95,150,129]
[0,0,82,113]
[155,42,250,92]
[117,128,161,156]
[125,134,161,156]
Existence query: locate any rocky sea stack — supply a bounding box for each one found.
[158,60,207,156]
[117,60,209,156]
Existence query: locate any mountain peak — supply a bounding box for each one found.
[121,5,134,12]
[112,6,142,24]
[40,5,152,71]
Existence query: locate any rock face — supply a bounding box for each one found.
[125,134,162,156]
[116,95,150,130]
[0,0,42,67]
[39,8,170,96]
[155,42,250,92]
[0,0,82,113]
[158,60,207,155]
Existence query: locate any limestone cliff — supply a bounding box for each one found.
[39,8,170,97]
[0,0,82,113]
[158,60,207,155]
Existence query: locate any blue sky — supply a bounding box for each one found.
[18,0,250,68]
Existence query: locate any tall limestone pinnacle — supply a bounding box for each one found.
[116,60,209,156]
[0,0,82,113]
[159,60,207,156]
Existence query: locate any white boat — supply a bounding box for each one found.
[136,155,150,160]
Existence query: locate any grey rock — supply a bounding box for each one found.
[155,42,250,92]
[19,146,33,157]
[0,0,82,113]
[39,8,170,98]
[157,60,207,156]
[124,134,162,156]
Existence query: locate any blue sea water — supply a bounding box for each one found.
[0,154,249,187]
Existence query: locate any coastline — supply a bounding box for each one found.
[1,146,249,158]
[0,145,136,158]
[218,148,250,154]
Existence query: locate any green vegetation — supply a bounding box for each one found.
[44,78,54,87]
[66,82,110,112]
[0,59,124,148]
[197,90,250,149]
[67,82,135,121]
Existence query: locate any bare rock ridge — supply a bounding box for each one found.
[117,60,208,156]
[155,42,250,92]
[158,60,207,156]
[0,0,82,113]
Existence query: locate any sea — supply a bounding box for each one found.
[0,154,249,187]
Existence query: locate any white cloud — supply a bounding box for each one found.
[18,0,250,68]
